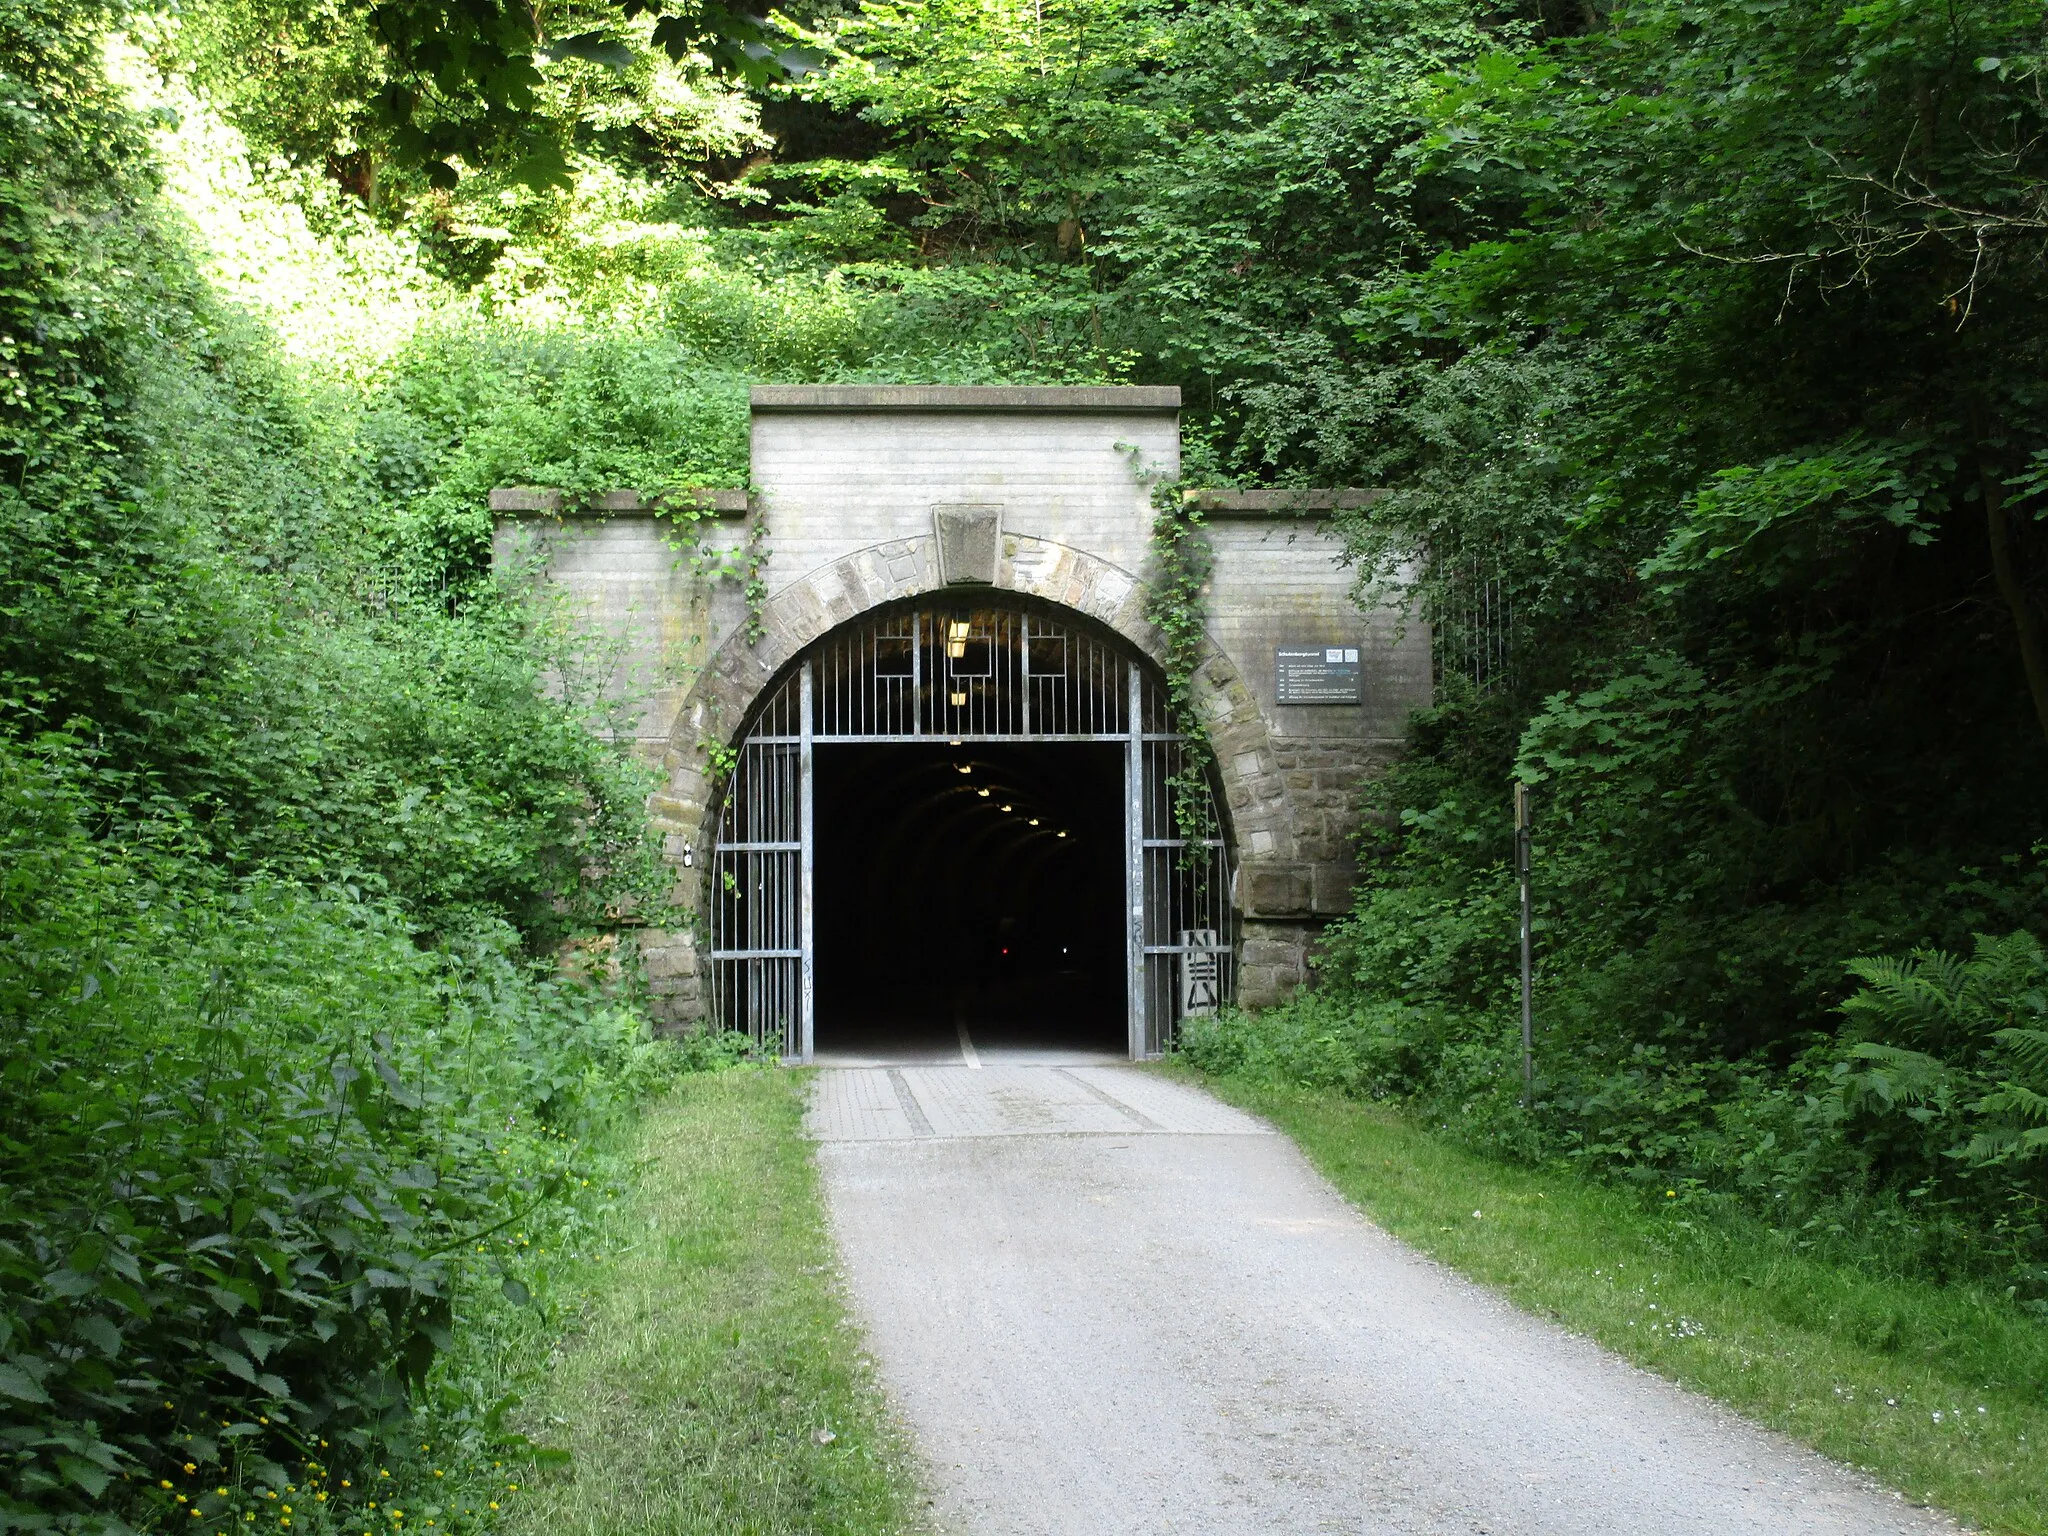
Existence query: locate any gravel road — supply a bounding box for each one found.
[810,1061,1961,1536]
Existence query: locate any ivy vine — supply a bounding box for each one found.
[740,498,769,644]
[1141,477,1221,859]
[649,487,769,642]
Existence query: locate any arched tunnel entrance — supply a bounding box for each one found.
[704,599,1235,1062]
[815,742,1127,1059]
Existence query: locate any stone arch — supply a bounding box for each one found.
[645,533,1304,907]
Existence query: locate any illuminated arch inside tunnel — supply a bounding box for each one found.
[703,596,1234,1062]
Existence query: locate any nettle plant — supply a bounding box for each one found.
[0,750,667,1534]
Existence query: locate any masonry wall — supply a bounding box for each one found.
[749,392,1178,588]
[489,490,750,755]
[491,387,1433,1028]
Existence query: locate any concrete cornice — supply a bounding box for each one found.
[1187,488,1385,518]
[749,384,1182,413]
[490,487,751,517]
[490,483,1378,522]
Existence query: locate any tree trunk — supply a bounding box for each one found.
[1981,464,2048,753]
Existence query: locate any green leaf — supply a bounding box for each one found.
[238,1328,285,1364]
[206,1344,258,1384]
[538,32,634,71]
[54,1456,110,1498]
[74,1316,121,1359]
[0,1363,51,1404]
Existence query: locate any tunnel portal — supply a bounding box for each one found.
[704,600,1234,1061]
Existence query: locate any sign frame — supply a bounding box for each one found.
[1275,645,1363,705]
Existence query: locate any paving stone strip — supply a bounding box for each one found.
[810,1064,1961,1536]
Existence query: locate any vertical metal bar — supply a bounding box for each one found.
[911,610,923,737]
[1125,662,1145,1059]
[800,661,816,1063]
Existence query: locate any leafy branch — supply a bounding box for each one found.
[354,0,800,187]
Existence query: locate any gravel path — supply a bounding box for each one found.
[811,1062,1960,1536]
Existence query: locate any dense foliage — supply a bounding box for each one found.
[1181,0,2048,1304]
[10,0,2048,1527]
[1,749,696,1533]
[0,6,754,1533]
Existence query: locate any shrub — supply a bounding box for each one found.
[1184,933,2048,1304]
[0,740,719,1535]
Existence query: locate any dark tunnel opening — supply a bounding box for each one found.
[813,742,1127,1059]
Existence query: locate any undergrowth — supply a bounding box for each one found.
[1180,928,2048,1309]
[0,736,757,1535]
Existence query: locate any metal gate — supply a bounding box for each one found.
[707,601,1234,1060]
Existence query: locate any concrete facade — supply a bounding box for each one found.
[490,386,1431,1028]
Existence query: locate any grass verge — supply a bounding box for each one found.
[496,1068,925,1536]
[1170,1067,2048,1536]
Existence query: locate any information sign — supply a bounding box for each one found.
[1178,930,1220,1017]
[1275,646,1362,704]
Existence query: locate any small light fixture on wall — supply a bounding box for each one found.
[682,846,695,868]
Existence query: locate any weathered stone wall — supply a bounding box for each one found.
[490,388,1433,1032]
[487,488,751,757]
[1238,920,1316,1010]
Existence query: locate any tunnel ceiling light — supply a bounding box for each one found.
[1056,830,1067,838]
[948,689,967,707]
[977,787,990,797]
[947,737,962,746]
[946,615,972,659]
[1028,818,1040,826]
[1001,804,1013,812]
[955,763,972,773]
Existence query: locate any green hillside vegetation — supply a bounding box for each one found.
[5,0,2048,1530]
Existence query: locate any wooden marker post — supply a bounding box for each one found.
[1514,780,1534,1104]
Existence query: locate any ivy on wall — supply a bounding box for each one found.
[647,487,769,640]
[1144,481,1221,856]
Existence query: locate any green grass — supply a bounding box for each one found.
[497,1069,926,1536]
[1170,1068,2048,1536]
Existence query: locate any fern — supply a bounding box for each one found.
[1839,931,2048,1168]
[1841,949,1973,1050]
[1955,1122,2048,1166]
[1994,1025,2048,1075]
[1977,1080,2048,1128]
[1833,1041,1952,1116]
